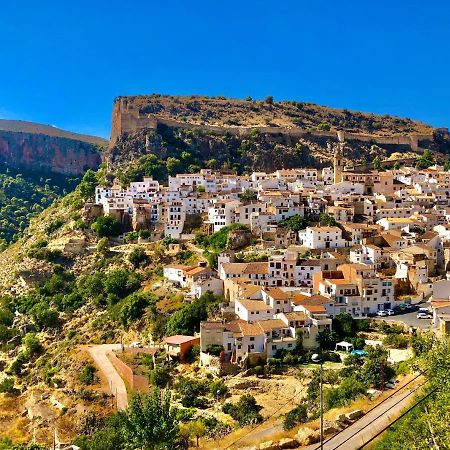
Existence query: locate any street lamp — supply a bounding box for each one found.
[311,353,324,450]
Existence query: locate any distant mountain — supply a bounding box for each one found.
[0,119,106,146]
[0,119,106,176]
[0,119,107,244]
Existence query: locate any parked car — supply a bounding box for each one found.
[416,312,431,319]
[130,341,143,348]
[377,310,388,317]
[385,379,399,389]
[385,309,395,316]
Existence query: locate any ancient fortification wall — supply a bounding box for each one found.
[110,98,433,152]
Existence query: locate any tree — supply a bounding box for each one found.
[317,123,331,131]
[264,96,274,104]
[444,161,450,172]
[181,420,206,447]
[283,404,308,430]
[118,293,149,328]
[119,389,181,450]
[166,157,182,176]
[96,236,109,254]
[333,313,357,339]
[360,346,394,388]
[128,246,149,268]
[295,328,303,353]
[79,169,98,200]
[282,215,310,232]
[165,291,221,336]
[240,189,257,202]
[222,394,263,426]
[149,366,171,388]
[22,333,42,359]
[0,377,16,395]
[319,212,338,227]
[393,161,401,170]
[416,148,434,169]
[79,364,97,385]
[104,269,141,298]
[372,155,382,170]
[317,328,339,350]
[91,216,121,238]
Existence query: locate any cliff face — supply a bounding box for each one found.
[0,129,102,175]
[107,95,450,178]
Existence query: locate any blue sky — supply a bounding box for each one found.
[0,0,449,138]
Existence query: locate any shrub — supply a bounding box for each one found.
[209,379,228,398]
[45,219,65,235]
[91,216,121,238]
[383,333,408,349]
[206,344,224,356]
[324,376,367,410]
[79,364,97,385]
[222,394,263,426]
[283,404,308,430]
[128,246,150,268]
[0,377,16,395]
[150,365,171,388]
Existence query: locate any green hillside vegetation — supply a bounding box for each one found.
[0,164,80,246]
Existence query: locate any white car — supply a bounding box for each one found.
[416,312,431,319]
[385,309,395,316]
[377,310,388,317]
[130,341,143,348]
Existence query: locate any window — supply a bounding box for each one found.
[250,337,254,342]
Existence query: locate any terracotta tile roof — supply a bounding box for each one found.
[303,304,327,313]
[256,319,289,332]
[237,322,265,337]
[237,299,273,311]
[262,287,290,300]
[201,321,225,330]
[164,335,198,345]
[284,311,308,321]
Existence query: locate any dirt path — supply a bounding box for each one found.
[87,344,128,410]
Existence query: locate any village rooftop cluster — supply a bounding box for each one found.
[85,143,450,367]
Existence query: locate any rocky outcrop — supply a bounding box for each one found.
[107,95,450,177]
[0,129,103,175]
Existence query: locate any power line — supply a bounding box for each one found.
[312,371,426,450]
[357,387,438,449]
[223,385,306,449]
[331,380,429,450]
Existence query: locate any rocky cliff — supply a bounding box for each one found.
[0,120,106,176]
[107,95,450,177]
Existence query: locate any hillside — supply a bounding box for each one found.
[0,121,105,245]
[107,95,450,178]
[0,120,106,146]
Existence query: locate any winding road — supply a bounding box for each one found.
[87,344,128,410]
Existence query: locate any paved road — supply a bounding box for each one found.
[88,344,128,410]
[305,379,424,450]
[373,308,432,330]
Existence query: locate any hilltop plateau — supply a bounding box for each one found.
[107,94,450,179]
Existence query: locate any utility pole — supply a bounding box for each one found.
[312,353,324,450]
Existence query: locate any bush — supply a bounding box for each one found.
[206,344,224,356]
[150,365,171,388]
[45,219,65,235]
[222,394,263,426]
[324,376,367,410]
[209,379,228,398]
[91,216,122,238]
[383,333,408,349]
[79,364,97,385]
[0,377,16,395]
[283,404,308,430]
[128,246,150,268]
